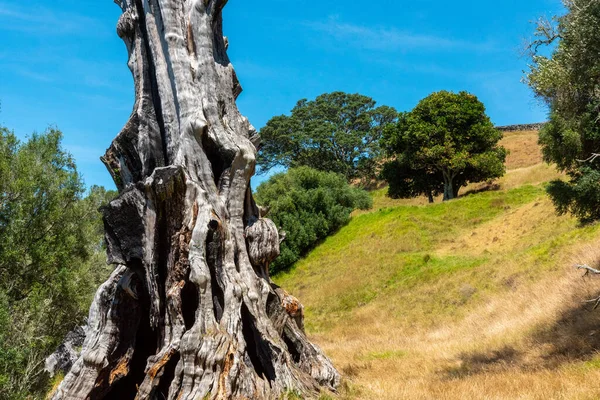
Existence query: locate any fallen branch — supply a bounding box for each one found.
[584,295,600,310]
[576,264,600,276]
[575,265,600,309]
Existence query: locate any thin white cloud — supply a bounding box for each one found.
[305,17,496,53]
[13,68,55,83]
[0,2,108,36]
[2,51,131,93]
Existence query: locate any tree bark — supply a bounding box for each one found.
[51,1,339,399]
[442,180,453,201]
[442,171,460,201]
[427,191,434,204]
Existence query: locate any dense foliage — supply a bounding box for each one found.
[254,167,372,274]
[380,91,506,201]
[0,126,114,399]
[258,92,398,184]
[526,0,600,222]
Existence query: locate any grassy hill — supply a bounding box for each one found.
[274,131,600,399]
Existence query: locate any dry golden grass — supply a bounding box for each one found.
[500,130,544,170]
[276,132,600,399]
[437,198,567,256]
[312,253,600,400]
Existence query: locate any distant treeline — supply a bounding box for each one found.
[496,123,547,132]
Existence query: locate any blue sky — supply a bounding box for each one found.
[0,0,564,190]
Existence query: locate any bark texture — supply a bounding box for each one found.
[51,1,339,398]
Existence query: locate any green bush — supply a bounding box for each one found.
[255,167,372,274]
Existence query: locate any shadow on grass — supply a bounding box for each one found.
[444,346,521,379]
[531,298,600,367]
[461,182,502,198]
[443,297,600,379]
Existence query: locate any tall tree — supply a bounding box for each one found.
[0,127,113,399]
[525,0,600,222]
[258,92,398,183]
[52,2,338,399]
[381,91,506,201]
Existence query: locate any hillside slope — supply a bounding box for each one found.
[274,131,600,399]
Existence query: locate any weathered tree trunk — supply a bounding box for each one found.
[51,1,339,398]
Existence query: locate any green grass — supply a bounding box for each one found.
[384,254,488,288]
[345,185,544,252]
[273,181,600,340]
[359,350,407,361]
[581,356,600,370]
[275,185,548,330]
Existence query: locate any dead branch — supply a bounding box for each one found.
[576,264,600,276]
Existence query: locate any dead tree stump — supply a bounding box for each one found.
[51,1,339,398]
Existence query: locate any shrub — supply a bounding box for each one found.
[255,167,372,274]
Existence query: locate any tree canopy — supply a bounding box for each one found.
[380,91,506,201]
[0,126,114,399]
[257,92,398,184]
[525,0,600,222]
[254,167,372,274]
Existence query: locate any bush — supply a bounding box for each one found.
[255,167,372,274]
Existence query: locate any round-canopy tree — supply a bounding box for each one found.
[51,1,339,399]
[381,91,507,201]
[258,92,398,184]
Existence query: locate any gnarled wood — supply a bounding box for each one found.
[51,1,339,399]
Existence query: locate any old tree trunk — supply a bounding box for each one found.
[51,0,339,398]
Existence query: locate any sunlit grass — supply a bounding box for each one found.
[273,132,600,399]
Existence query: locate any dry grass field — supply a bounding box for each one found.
[275,131,600,399]
[501,130,544,169]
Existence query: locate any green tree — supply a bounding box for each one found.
[380,91,506,201]
[0,126,114,399]
[254,167,372,274]
[525,0,600,222]
[258,92,398,184]
[380,112,444,203]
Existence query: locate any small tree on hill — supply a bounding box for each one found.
[381,91,507,201]
[258,92,398,184]
[380,112,444,203]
